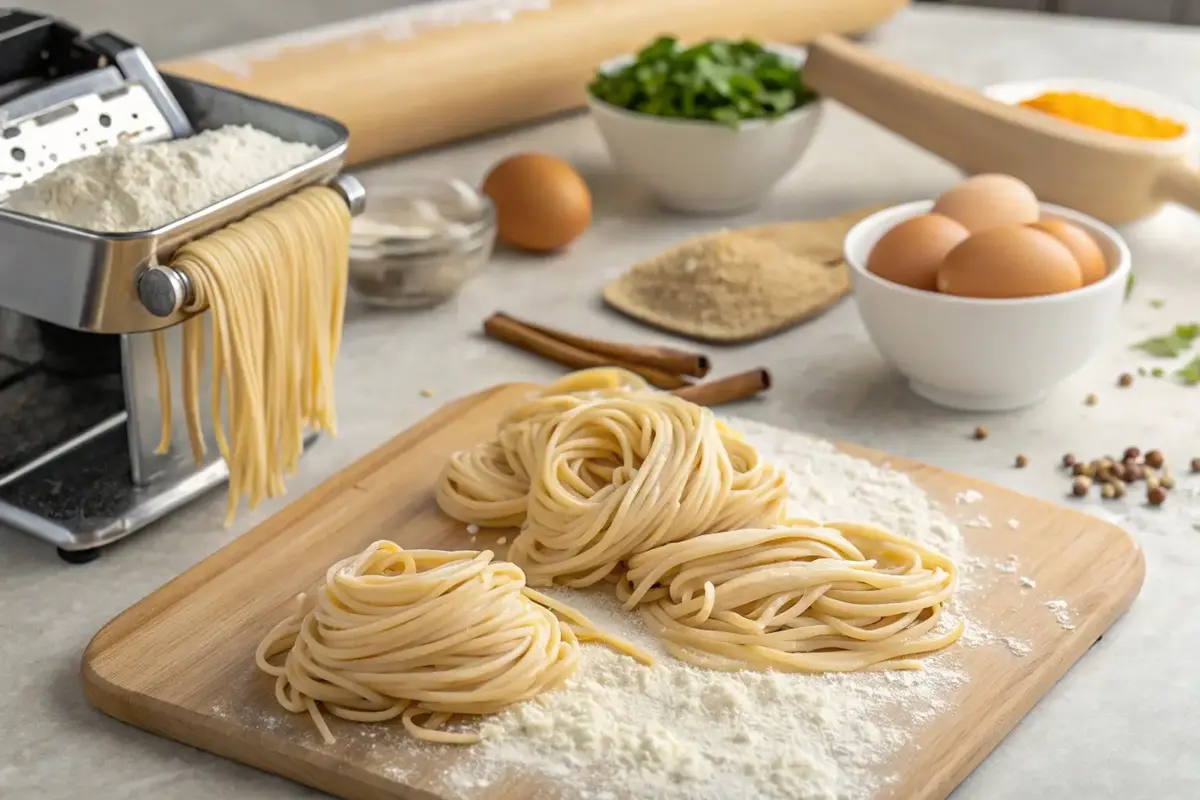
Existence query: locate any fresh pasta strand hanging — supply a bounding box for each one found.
[150,185,350,523]
[255,540,651,745]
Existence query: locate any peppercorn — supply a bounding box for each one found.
[1111,479,1127,498]
[1145,450,1165,469]
[1161,474,1176,490]
[973,426,988,441]
[1072,476,1092,497]
[1014,454,1028,468]
[1147,486,1167,506]
[1062,453,1077,469]
[1084,393,1098,406]
[1101,483,1116,500]
[1191,457,1200,474]
[1123,447,1140,461]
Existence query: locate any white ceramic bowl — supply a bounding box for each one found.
[587,46,823,214]
[845,201,1131,412]
[983,78,1200,158]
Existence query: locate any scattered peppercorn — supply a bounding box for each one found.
[1123,447,1141,461]
[1118,372,1133,387]
[1192,457,1200,474]
[1101,483,1116,500]
[1014,454,1028,468]
[1145,450,1165,469]
[1084,393,1098,406]
[1146,473,1161,491]
[1072,463,1085,476]
[1111,479,1127,498]
[1161,474,1176,490]
[1147,486,1167,506]
[1062,453,1077,468]
[973,425,988,440]
[1072,476,1092,497]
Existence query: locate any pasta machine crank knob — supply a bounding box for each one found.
[138,265,192,318]
[330,174,367,216]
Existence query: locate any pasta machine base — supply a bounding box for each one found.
[0,10,363,560]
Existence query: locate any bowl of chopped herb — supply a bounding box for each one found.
[587,36,822,214]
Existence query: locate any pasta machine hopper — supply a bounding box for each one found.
[0,9,366,561]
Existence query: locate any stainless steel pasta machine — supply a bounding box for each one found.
[0,9,366,562]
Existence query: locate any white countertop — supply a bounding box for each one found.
[4,5,1200,799]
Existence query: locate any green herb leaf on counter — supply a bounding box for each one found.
[1125,273,1136,300]
[1150,298,1166,309]
[1133,323,1200,358]
[1176,356,1200,386]
[1152,367,1165,378]
[588,36,815,128]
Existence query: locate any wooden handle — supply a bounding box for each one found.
[166,0,909,166]
[1156,162,1200,213]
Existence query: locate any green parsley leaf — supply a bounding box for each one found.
[1152,367,1165,378]
[1176,356,1200,386]
[1133,323,1200,358]
[588,36,816,127]
[1125,273,1136,300]
[1149,299,1166,308]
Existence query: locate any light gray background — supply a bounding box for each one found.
[3,3,1200,800]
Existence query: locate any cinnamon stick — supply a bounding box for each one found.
[483,313,689,390]
[489,312,710,378]
[671,369,772,407]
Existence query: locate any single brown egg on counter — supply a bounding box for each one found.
[1029,219,1107,286]
[932,174,1040,234]
[936,225,1083,299]
[481,153,592,253]
[867,213,970,291]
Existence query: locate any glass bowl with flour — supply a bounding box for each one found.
[348,178,496,309]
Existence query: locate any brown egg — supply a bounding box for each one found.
[481,153,592,253]
[936,226,1083,299]
[932,174,1040,234]
[866,213,970,291]
[1029,219,1107,286]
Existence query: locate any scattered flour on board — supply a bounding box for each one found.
[1,125,319,232]
[955,489,984,505]
[438,419,979,800]
[1046,599,1076,631]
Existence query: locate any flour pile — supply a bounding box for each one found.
[436,418,974,800]
[1,124,319,232]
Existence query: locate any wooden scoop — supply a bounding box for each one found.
[804,34,1200,225]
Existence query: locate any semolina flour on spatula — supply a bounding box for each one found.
[603,206,880,344]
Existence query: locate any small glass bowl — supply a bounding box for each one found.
[348,178,497,309]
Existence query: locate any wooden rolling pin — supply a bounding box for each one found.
[803,34,1200,225]
[164,0,908,166]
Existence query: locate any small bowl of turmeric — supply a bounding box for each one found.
[984,78,1199,157]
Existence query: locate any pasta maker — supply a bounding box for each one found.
[0,9,366,562]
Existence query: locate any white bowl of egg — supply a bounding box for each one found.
[845,174,1131,412]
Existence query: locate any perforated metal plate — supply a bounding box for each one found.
[0,81,172,196]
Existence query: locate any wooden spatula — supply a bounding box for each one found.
[803,34,1200,225]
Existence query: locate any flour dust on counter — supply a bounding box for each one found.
[433,418,979,800]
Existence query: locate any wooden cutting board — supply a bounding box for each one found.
[82,383,1145,800]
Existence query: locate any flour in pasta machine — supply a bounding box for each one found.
[0,10,366,562]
